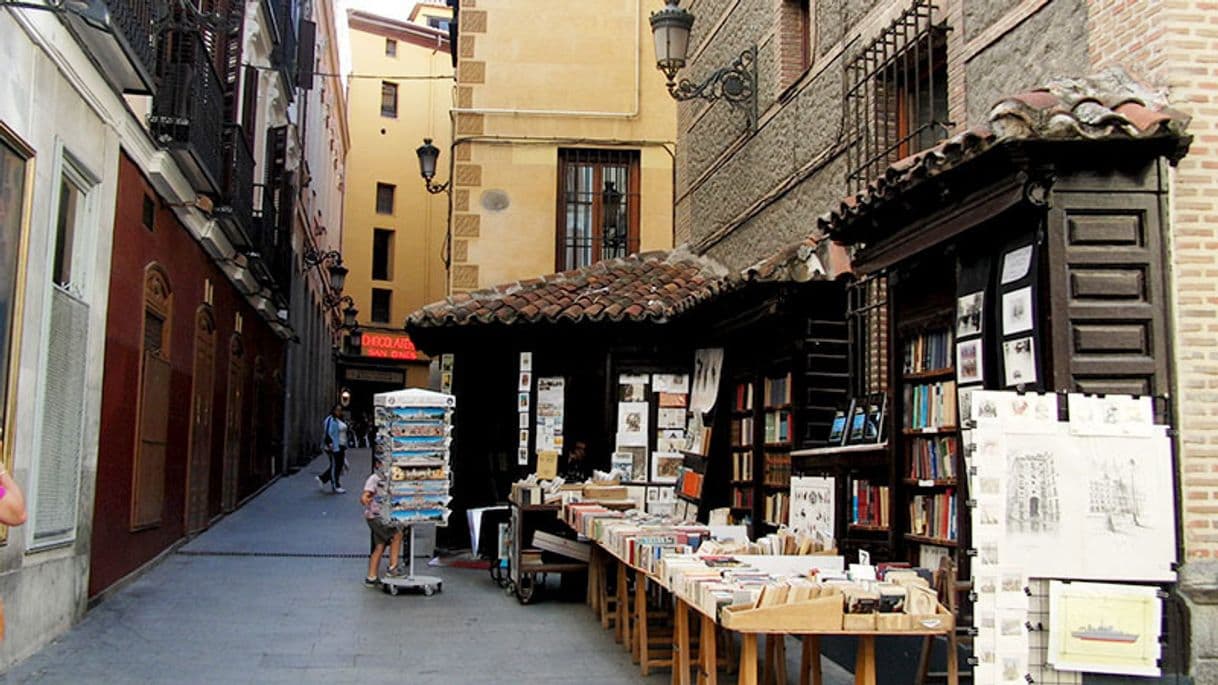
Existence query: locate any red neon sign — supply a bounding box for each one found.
[360,332,419,360]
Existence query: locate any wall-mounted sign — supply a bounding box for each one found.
[361,332,419,360]
[345,368,405,384]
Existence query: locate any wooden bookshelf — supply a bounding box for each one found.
[904,533,958,548]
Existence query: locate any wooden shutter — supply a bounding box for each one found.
[296,19,316,89]
[32,289,89,544]
[131,352,171,529]
[185,308,216,534]
[1045,183,1169,397]
[241,64,259,149]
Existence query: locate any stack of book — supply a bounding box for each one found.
[903,328,952,374]
[735,382,754,411]
[908,491,957,541]
[764,373,792,406]
[903,381,958,429]
[850,481,890,528]
[763,452,791,488]
[764,491,789,527]
[908,437,957,480]
[732,452,753,481]
[764,410,791,443]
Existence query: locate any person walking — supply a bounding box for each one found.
[317,404,348,494]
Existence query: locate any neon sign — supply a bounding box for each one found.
[360,332,419,360]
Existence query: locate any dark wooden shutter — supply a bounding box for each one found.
[296,19,316,89]
[1044,171,1169,398]
[132,352,171,530]
[241,64,259,149]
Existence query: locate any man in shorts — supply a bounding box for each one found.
[361,457,406,586]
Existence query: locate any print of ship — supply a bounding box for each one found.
[1071,624,1139,644]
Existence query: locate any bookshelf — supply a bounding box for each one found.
[760,370,794,528]
[898,316,965,563]
[728,376,757,527]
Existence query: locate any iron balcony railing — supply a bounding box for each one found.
[250,182,294,302]
[149,29,225,192]
[217,124,255,248]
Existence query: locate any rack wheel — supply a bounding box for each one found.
[423,585,435,597]
[516,573,536,604]
[387,584,400,597]
[437,583,443,593]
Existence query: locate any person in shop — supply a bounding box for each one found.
[361,453,406,586]
[560,440,591,482]
[317,403,348,494]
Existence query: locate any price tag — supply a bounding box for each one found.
[918,479,934,488]
[921,427,936,434]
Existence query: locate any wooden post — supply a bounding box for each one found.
[739,634,759,685]
[800,635,823,685]
[616,560,628,644]
[854,636,877,685]
[674,598,691,685]
[699,613,718,685]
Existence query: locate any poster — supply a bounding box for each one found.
[1000,245,1033,285]
[789,476,835,539]
[535,377,565,455]
[1002,287,1033,335]
[658,407,686,429]
[651,452,683,482]
[957,339,984,384]
[536,450,558,480]
[957,291,984,337]
[619,374,649,401]
[611,452,635,481]
[1048,581,1162,677]
[1067,394,1154,437]
[1002,336,1036,387]
[690,347,724,413]
[652,373,690,394]
[617,401,649,435]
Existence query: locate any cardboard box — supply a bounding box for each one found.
[583,485,628,500]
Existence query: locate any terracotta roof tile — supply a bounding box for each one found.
[407,250,737,330]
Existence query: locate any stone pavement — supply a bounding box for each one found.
[1,448,852,684]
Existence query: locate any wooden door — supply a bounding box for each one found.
[221,335,244,512]
[185,307,216,533]
[131,352,171,529]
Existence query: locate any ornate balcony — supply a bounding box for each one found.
[215,125,255,250]
[64,0,158,95]
[148,29,225,194]
[263,0,296,95]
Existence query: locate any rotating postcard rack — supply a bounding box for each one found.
[373,388,456,596]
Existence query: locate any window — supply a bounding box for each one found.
[556,149,640,272]
[371,288,392,324]
[375,182,395,215]
[0,137,29,458]
[32,154,96,547]
[427,16,451,31]
[843,0,950,193]
[385,38,397,56]
[142,194,156,232]
[779,0,812,86]
[380,81,398,118]
[372,228,394,281]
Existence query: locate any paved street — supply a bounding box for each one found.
[0,448,850,684]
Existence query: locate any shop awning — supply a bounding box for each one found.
[821,69,1192,246]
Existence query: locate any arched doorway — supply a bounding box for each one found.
[131,264,172,530]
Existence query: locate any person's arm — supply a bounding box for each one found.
[0,467,27,526]
[360,488,374,507]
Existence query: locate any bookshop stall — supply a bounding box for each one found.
[817,79,1192,682]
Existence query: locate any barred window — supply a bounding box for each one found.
[844,0,950,194]
[847,274,889,396]
[556,149,640,272]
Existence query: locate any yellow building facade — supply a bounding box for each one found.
[342,7,453,389]
[449,0,676,292]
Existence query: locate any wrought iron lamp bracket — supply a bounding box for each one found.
[666,45,757,132]
[424,179,451,195]
[323,293,354,311]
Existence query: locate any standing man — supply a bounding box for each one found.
[317,403,348,494]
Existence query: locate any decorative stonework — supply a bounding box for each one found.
[458,61,486,84]
[453,265,479,289]
[452,239,469,262]
[456,86,473,109]
[456,113,485,135]
[455,164,482,187]
[459,35,476,59]
[461,10,487,33]
[453,214,481,237]
[455,144,471,161]
[454,189,470,211]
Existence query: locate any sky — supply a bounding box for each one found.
[334,0,426,80]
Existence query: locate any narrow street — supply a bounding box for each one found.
[0,449,672,684]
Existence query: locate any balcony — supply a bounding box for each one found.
[215,125,255,250]
[249,182,294,303]
[263,0,296,96]
[148,30,224,194]
[64,0,158,95]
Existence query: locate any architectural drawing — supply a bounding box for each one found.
[1006,449,1061,533]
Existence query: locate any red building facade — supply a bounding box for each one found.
[89,153,286,597]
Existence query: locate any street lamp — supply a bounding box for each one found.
[649,0,758,131]
[416,138,450,194]
[302,248,348,293]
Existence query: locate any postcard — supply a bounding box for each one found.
[957,291,984,337]
[1002,286,1033,335]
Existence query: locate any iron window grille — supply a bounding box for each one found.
[847,274,889,397]
[556,149,640,272]
[843,0,951,195]
[381,82,398,118]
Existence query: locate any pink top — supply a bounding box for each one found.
[0,485,7,499]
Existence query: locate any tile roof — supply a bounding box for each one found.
[818,69,1191,239]
[406,249,737,330]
